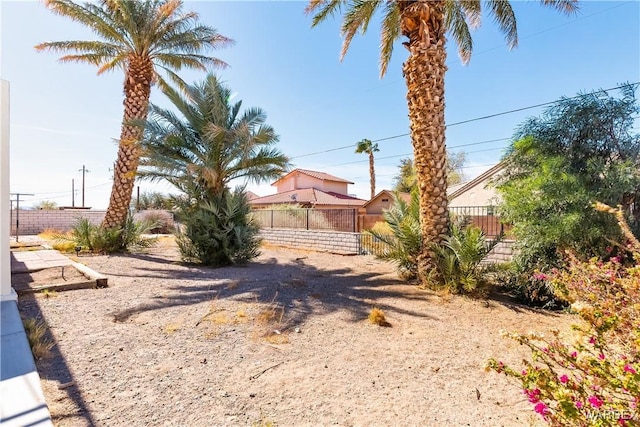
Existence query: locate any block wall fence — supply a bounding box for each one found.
[9,210,171,235]
[9,209,515,262]
[259,228,360,255]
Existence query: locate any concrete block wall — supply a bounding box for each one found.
[259,228,360,255]
[10,210,106,235]
[9,209,173,235]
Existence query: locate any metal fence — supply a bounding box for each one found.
[251,208,357,233]
[358,233,392,256]
[448,206,505,238]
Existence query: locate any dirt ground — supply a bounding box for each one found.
[12,266,87,290]
[18,238,578,427]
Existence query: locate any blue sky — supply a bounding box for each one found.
[1,0,639,209]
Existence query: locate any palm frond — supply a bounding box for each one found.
[445,0,473,63]
[540,0,579,14]
[306,0,345,27]
[340,0,382,60]
[485,0,518,49]
[379,1,400,78]
[141,73,291,198]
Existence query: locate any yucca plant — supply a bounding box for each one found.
[176,190,261,266]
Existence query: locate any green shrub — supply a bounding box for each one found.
[138,210,174,234]
[55,214,157,253]
[490,261,566,309]
[488,203,640,426]
[176,190,261,266]
[432,217,501,295]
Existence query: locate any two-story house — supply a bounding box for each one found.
[249,169,366,209]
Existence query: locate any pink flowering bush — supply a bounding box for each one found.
[488,203,640,426]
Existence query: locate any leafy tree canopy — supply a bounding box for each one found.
[392,152,467,193]
[497,83,640,270]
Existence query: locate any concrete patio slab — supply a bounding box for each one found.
[10,250,73,274]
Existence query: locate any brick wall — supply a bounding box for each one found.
[9,209,173,235]
[259,228,360,255]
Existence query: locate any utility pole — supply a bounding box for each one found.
[72,178,75,207]
[10,192,34,242]
[78,165,90,207]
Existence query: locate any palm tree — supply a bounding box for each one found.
[307,0,577,280]
[138,73,290,202]
[355,138,379,199]
[36,0,233,232]
[139,74,290,266]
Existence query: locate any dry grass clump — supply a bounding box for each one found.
[41,289,58,299]
[23,317,55,359]
[163,321,182,335]
[39,229,77,252]
[368,307,391,327]
[253,296,290,344]
[38,228,65,240]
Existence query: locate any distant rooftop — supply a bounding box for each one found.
[271,169,353,187]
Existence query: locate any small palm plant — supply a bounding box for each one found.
[370,191,501,292]
[368,190,422,279]
[54,215,158,254]
[432,217,502,295]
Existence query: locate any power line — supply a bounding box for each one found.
[290,82,639,160]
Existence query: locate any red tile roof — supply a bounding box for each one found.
[271,168,353,187]
[245,191,260,201]
[249,188,366,207]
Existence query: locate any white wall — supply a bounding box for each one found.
[1,80,15,301]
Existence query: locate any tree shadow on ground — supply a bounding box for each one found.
[107,252,435,328]
[18,294,97,427]
[485,287,567,316]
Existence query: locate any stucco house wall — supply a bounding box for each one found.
[448,163,504,208]
[275,171,348,195]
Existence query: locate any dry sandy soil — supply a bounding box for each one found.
[18,238,578,427]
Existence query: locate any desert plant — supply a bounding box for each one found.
[176,190,261,266]
[308,0,576,280]
[23,317,54,360]
[55,214,158,253]
[432,218,501,295]
[488,203,640,426]
[368,190,422,279]
[368,307,390,327]
[138,210,174,234]
[138,74,289,202]
[355,138,380,199]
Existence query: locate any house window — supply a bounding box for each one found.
[381,198,389,202]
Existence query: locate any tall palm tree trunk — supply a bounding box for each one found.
[368,152,376,199]
[401,1,449,280]
[102,57,153,229]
